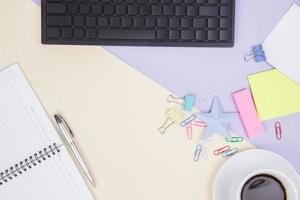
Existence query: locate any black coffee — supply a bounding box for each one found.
[241,174,287,200]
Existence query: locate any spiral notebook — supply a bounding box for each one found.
[0,64,94,200]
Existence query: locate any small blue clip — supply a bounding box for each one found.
[244,44,266,62]
[183,95,196,112]
[194,144,202,161]
[222,147,238,158]
[295,0,300,6]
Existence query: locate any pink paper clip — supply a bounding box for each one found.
[275,122,282,140]
[186,124,193,140]
[185,120,206,140]
[214,145,230,156]
[190,120,207,128]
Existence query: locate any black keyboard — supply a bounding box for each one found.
[42,0,235,47]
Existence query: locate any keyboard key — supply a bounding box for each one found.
[196,0,207,4]
[86,17,97,26]
[161,0,171,3]
[220,6,231,16]
[157,18,168,27]
[140,5,151,15]
[184,0,195,4]
[169,18,180,27]
[169,30,180,40]
[47,16,72,25]
[116,5,126,15]
[172,0,183,3]
[98,30,156,39]
[181,30,194,40]
[74,16,85,26]
[128,5,138,15]
[221,0,231,4]
[220,18,231,28]
[46,28,60,38]
[207,30,218,40]
[157,30,168,40]
[220,30,231,41]
[196,30,206,40]
[163,6,174,16]
[74,28,85,38]
[86,29,97,39]
[187,6,198,16]
[208,18,219,28]
[47,3,66,13]
[193,18,206,28]
[208,0,218,4]
[134,18,145,27]
[61,28,72,38]
[149,0,159,3]
[104,5,114,15]
[181,18,192,27]
[145,18,156,27]
[67,4,78,14]
[152,6,162,15]
[175,6,186,16]
[121,17,132,26]
[199,6,218,16]
[92,5,103,14]
[80,4,90,14]
[110,17,121,26]
[98,17,108,26]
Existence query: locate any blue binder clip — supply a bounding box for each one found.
[167,94,196,112]
[183,95,196,112]
[244,44,266,62]
[295,0,300,6]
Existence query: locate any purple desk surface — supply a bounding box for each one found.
[105,0,300,172]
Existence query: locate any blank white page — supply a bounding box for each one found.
[0,64,94,200]
[263,4,300,85]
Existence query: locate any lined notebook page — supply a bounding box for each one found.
[0,64,94,200]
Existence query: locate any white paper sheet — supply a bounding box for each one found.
[263,4,300,85]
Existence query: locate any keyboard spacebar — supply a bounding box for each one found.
[98,30,156,40]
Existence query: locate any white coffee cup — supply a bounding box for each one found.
[235,169,299,200]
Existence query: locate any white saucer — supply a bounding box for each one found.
[213,149,300,200]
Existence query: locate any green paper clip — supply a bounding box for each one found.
[225,136,243,143]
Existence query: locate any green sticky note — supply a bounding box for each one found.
[248,69,300,121]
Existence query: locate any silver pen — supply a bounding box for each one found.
[54,114,96,186]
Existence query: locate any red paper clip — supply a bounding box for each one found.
[275,122,282,140]
[213,145,230,156]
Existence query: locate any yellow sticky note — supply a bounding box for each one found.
[248,69,300,121]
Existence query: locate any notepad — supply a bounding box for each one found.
[248,69,300,121]
[0,64,94,200]
[263,4,300,84]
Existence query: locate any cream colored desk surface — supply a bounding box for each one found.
[0,1,254,199]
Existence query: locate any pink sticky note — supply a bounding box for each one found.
[232,89,264,138]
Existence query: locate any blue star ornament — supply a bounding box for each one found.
[196,97,238,140]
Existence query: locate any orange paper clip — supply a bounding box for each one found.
[275,121,282,140]
[214,145,230,156]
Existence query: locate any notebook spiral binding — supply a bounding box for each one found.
[0,143,62,185]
